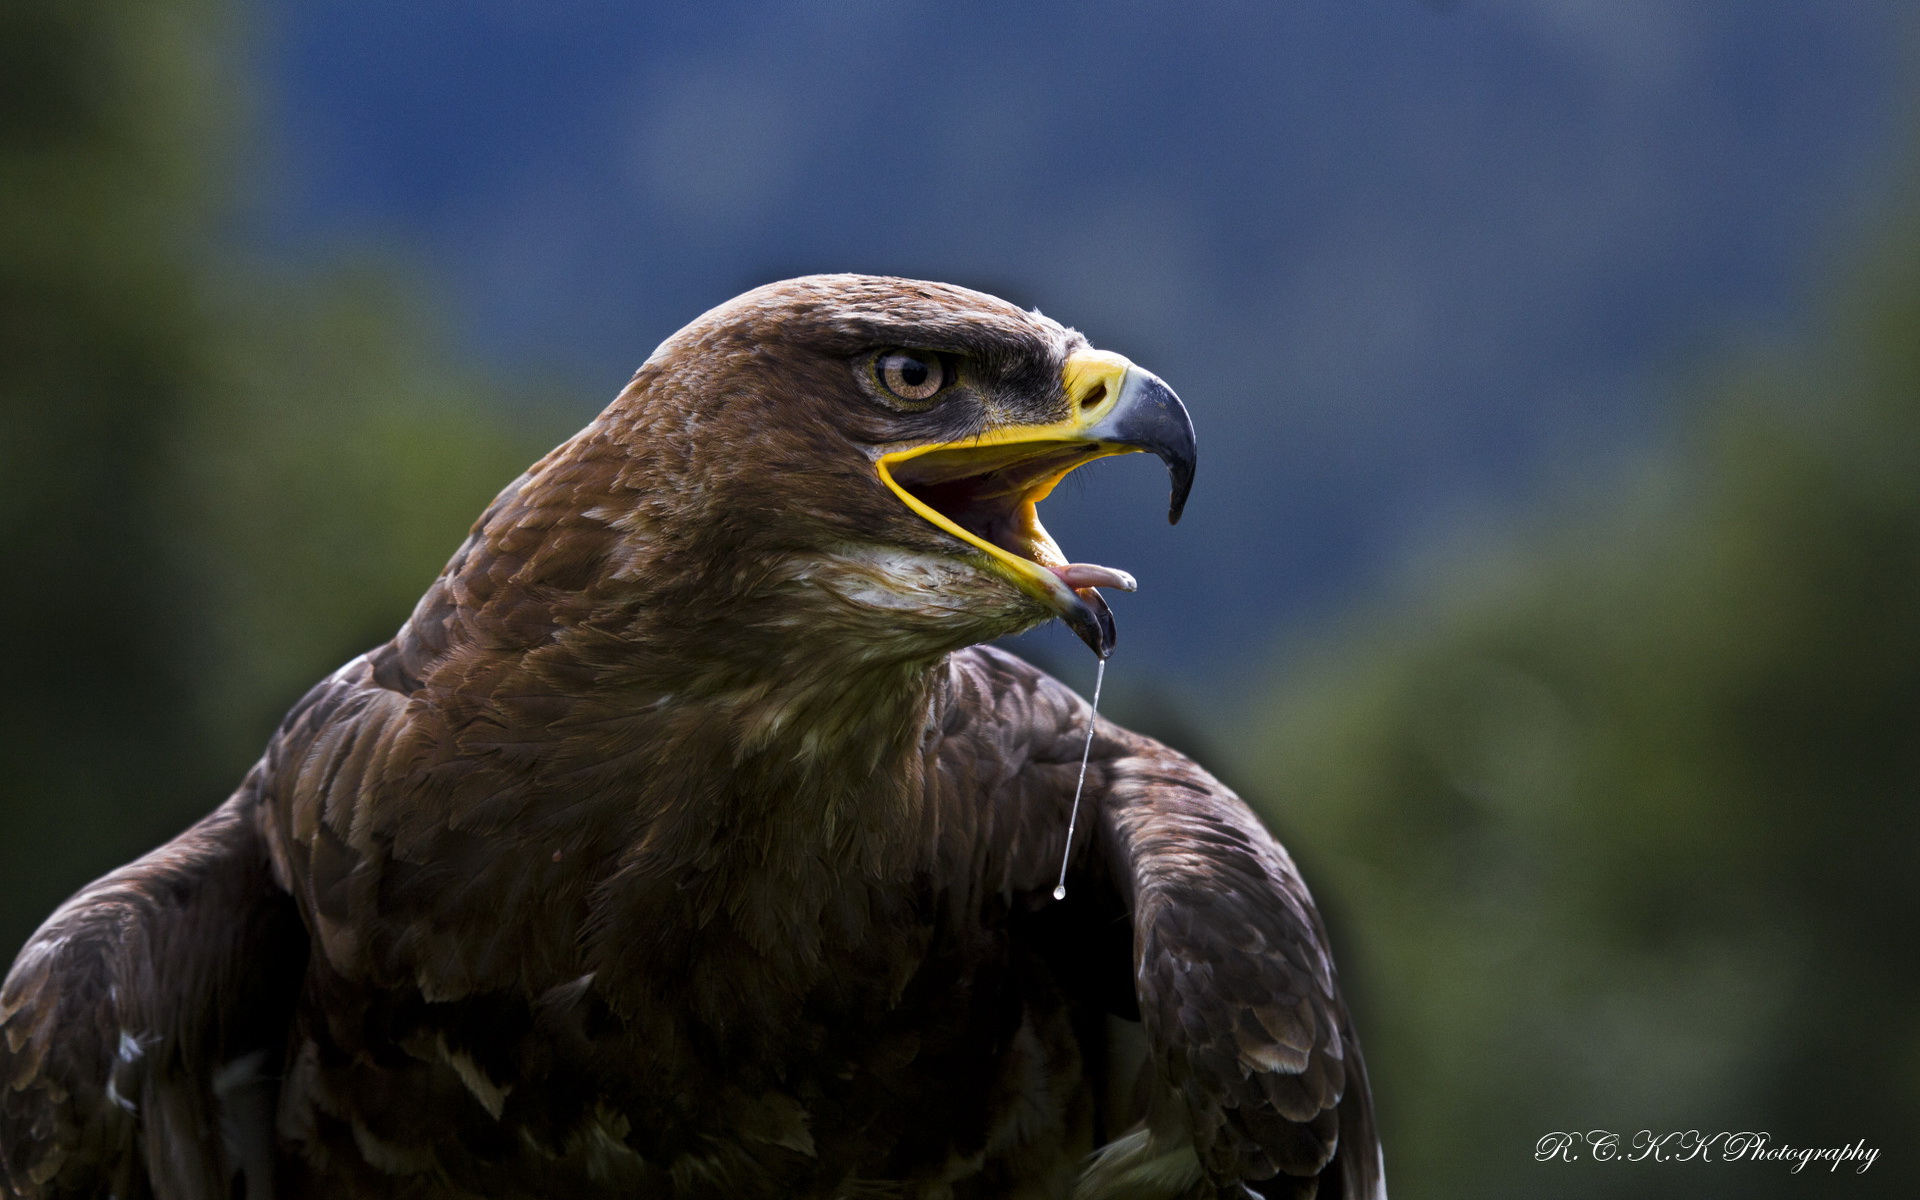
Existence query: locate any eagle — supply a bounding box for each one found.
[1,276,1383,1199]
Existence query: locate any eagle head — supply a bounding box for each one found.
[573,274,1194,667]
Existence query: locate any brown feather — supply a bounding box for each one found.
[1,276,1381,1200]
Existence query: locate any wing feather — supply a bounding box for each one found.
[940,647,1384,1200]
[1104,747,1383,1200]
[0,791,306,1199]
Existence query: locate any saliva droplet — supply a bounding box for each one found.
[1052,657,1106,903]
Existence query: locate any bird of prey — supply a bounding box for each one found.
[1,276,1382,1199]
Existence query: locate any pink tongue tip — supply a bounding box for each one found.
[1054,563,1137,592]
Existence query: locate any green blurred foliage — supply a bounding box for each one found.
[0,0,572,961]
[174,270,578,774]
[1238,223,1920,1195]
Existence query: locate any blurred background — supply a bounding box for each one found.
[4,0,1917,1194]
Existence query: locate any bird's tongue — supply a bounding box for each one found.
[1049,563,1132,660]
[1052,562,1136,592]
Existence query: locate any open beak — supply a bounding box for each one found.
[877,349,1196,658]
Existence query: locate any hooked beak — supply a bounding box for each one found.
[876,349,1197,658]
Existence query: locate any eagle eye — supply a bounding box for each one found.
[872,349,951,404]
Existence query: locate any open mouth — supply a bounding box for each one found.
[874,351,1195,659]
[878,439,1139,657]
[882,440,1138,592]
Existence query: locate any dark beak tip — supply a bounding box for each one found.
[1167,466,1193,525]
[1123,370,1195,530]
[1064,587,1117,660]
[1055,364,1195,652]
